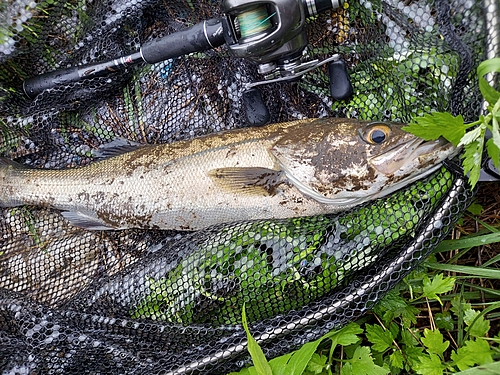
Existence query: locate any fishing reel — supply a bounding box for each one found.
[222,0,340,75]
[221,0,353,126]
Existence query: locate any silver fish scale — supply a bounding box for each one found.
[0,118,457,230]
[0,0,485,373]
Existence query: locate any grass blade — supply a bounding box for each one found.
[483,252,500,267]
[453,360,500,374]
[425,263,500,279]
[268,353,293,375]
[283,337,327,375]
[434,232,500,253]
[242,304,273,375]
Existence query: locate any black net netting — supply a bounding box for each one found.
[0,0,495,373]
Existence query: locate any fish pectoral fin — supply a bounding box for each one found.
[208,167,284,196]
[61,211,115,230]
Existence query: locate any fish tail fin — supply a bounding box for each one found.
[0,157,27,207]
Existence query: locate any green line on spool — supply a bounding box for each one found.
[238,5,274,39]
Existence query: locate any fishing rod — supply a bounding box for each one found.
[22,18,226,99]
[23,0,352,125]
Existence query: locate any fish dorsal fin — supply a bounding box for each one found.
[61,211,116,230]
[208,167,285,196]
[94,138,143,159]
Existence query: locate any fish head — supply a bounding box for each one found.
[271,118,457,206]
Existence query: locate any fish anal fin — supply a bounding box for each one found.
[61,211,115,230]
[208,167,284,196]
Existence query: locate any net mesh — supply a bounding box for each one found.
[0,0,492,373]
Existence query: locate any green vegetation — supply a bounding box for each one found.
[230,220,500,375]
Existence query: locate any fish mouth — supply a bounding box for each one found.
[368,137,456,176]
[358,136,458,204]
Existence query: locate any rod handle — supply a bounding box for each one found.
[140,18,225,64]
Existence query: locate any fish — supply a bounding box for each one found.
[0,117,457,231]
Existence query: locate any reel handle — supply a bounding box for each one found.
[328,59,353,101]
[242,88,270,127]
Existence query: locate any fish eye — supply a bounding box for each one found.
[361,123,392,145]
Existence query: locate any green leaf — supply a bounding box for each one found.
[340,362,354,375]
[434,312,454,331]
[491,115,500,150]
[305,353,327,374]
[464,309,490,338]
[477,58,500,105]
[269,353,293,375]
[325,322,363,349]
[486,137,500,170]
[422,274,455,305]
[401,328,420,347]
[414,353,447,375]
[454,361,500,374]
[285,339,324,375]
[269,323,359,375]
[389,350,405,370]
[421,329,449,359]
[403,112,466,146]
[374,291,419,327]
[242,305,273,375]
[366,324,395,353]
[403,346,426,368]
[458,126,483,147]
[466,202,484,216]
[461,138,484,189]
[346,346,390,375]
[451,339,494,371]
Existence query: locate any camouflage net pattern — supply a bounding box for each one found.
[0,0,492,373]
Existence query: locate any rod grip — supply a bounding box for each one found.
[23,66,80,99]
[23,52,143,99]
[140,18,225,64]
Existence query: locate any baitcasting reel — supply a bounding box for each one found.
[23,0,352,126]
[221,0,353,125]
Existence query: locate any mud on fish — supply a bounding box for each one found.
[0,118,457,230]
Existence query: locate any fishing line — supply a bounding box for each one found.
[237,5,275,39]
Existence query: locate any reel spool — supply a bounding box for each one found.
[222,0,306,62]
[237,5,275,41]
